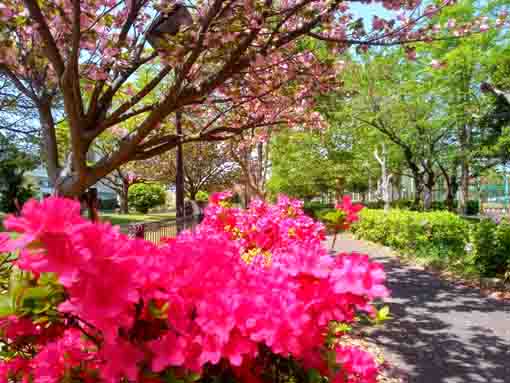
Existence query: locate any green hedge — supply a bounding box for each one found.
[471,218,510,277]
[361,199,479,214]
[303,201,334,219]
[352,209,469,260]
[352,209,509,277]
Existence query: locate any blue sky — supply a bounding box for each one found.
[349,2,395,24]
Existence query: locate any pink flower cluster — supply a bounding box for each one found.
[0,196,388,383]
[335,196,364,231]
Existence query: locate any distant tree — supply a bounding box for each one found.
[128,183,166,214]
[0,134,37,213]
[0,0,491,196]
[134,142,240,201]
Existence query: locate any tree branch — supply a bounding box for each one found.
[23,0,65,76]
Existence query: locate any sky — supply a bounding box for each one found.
[349,2,396,25]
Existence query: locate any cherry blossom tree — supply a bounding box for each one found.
[0,0,500,196]
[132,141,240,200]
[229,129,273,202]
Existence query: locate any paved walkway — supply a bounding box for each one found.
[329,234,510,383]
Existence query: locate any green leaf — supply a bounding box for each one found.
[307,368,322,383]
[376,305,391,322]
[0,294,13,317]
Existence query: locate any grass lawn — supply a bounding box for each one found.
[100,212,176,226]
[1,211,176,231]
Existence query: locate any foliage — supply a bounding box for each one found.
[303,201,334,220]
[466,200,480,216]
[128,183,166,214]
[471,218,510,277]
[268,131,344,199]
[0,135,37,213]
[354,208,510,277]
[194,191,209,203]
[353,209,469,261]
[0,195,388,383]
[321,197,364,233]
[0,0,464,196]
[134,142,240,200]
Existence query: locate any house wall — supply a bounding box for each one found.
[25,166,118,200]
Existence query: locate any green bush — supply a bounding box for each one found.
[195,190,209,203]
[303,201,334,219]
[352,209,469,260]
[128,183,166,213]
[471,218,510,277]
[466,200,479,216]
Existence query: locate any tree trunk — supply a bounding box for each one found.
[423,175,435,211]
[458,121,472,215]
[120,183,129,214]
[444,175,454,212]
[38,101,60,186]
[459,159,469,214]
[446,175,458,212]
[374,144,392,212]
[188,190,197,201]
[413,177,424,210]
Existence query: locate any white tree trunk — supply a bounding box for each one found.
[374,144,393,212]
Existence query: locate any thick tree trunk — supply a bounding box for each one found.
[38,101,60,185]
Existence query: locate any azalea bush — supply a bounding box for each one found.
[0,194,388,383]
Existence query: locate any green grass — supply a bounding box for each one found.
[0,211,176,231]
[100,212,176,226]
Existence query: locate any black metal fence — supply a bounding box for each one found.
[127,215,202,243]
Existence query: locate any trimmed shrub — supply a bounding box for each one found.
[352,209,469,260]
[471,218,510,277]
[128,183,166,213]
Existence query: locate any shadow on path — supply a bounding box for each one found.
[330,235,510,383]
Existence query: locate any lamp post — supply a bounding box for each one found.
[175,111,185,231]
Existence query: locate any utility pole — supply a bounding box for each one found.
[175,111,185,230]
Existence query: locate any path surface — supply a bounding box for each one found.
[329,234,510,383]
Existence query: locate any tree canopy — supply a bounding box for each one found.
[0,0,501,196]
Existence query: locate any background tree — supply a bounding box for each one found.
[0,134,37,213]
[130,141,240,201]
[0,0,486,196]
[128,183,166,214]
